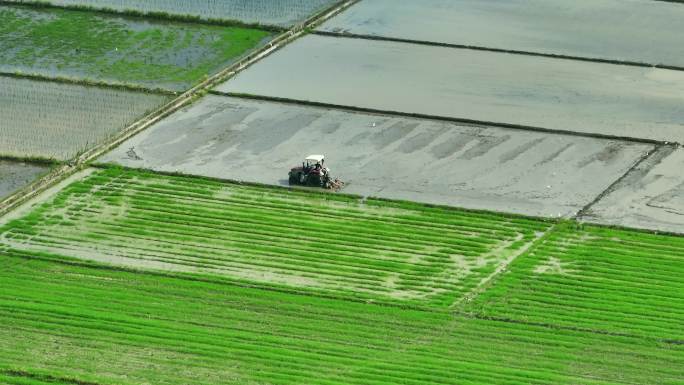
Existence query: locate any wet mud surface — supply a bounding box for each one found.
[100,95,652,218]
[584,146,684,234]
[217,35,684,143]
[319,0,684,67]
[0,160,49,200]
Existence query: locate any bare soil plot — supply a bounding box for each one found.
[0,76,170,160]
[6,0,339,27]
[0,5,271,90]
[218,35,684,143]
[0,160,49,200]
[582,146,684,234]
[319,0,684,67]
[100,95,652,218]
[0,167,551,308]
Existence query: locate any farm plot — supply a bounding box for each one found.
[0,167,551,308]
[5,0,340,27]
[319,0,684,67]
[100,95,653,218]
[0,6,271,90]
[0,160,49,200]
[0,76,170,160]
[466,223,684,341]
[583,146,684,234]
[218,35,684,143]
[0,255,680,385]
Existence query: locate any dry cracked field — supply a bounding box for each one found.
[0,1,683,384]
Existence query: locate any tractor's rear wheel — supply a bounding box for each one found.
[307,174,322,187]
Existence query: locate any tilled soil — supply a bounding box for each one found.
[100,95,652,218]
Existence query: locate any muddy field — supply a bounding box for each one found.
[583,146,684,234]
[319,0,684,67]
[0,160,49,200]
[100,95,652,218]
[218,35,684,143]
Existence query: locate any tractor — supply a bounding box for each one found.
[288,154,337,189]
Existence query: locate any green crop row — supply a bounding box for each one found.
[0,167,550,309]
[466,223,684,340]
[0,254,680,385]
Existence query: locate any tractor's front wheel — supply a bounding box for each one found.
[288,173,298,185]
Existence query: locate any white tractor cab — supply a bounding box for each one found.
[288,154,332,188]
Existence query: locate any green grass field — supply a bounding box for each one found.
[1,167,682,384]
[0,254,680,385]
[466,223,684,340]
[0,6,271,90]
[0,167,550,309]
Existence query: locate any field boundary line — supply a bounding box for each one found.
[0,0,360,219]
[574,143,674,220]
[450,223,558,309]
[0,71,175,95]
[312,30,684,73]
[212,91,670,146]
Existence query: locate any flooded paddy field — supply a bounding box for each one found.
[583,146,684,234]
[319,0,684,67]
[100,95,652,218]
[0,5,271,90]
[0,160,49,200]
[0,76,170,160]
[6,0,340,27]
[218,35,684,143]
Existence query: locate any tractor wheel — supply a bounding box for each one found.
[288,173,298,185]
[307,175,321,187]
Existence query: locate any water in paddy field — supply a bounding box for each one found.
[0,6,272,91]
[9,0,339,26]
[319,0,684,68]
[0,76,170,161]
[218,35,684,143]
[0,160,49,200]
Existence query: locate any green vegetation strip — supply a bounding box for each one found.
[0,6,271,90]
[466,223,684,340]
[0,254,680,385]
[0,167,549,309]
